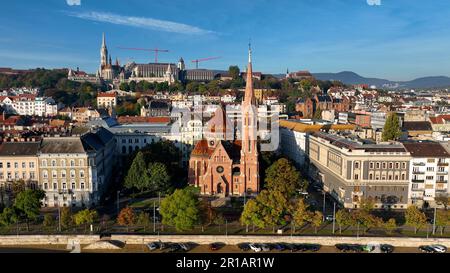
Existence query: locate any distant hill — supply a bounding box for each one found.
[312,71,450,89]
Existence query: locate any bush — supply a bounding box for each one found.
[43,214,55,227]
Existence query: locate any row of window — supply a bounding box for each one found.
[0,162,35,169]
[120,138,155,144]
[43,182,85,190]
[360,161,408,170]
[42,170,85,179]
[367,173,407,181]
[0,171,36,180]
[41,159,84,167]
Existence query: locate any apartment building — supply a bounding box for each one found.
[403,142,450,208]
[0,141,40,200]
[38,128,114,207]
[308,132,411,209]
[96,92,117,108]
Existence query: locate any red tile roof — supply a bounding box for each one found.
[117,116,170,124]
[97,92,117,98]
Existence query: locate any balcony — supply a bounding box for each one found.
[438,162,449,166]
[411,188,425,192]
[412,171,425,175]
[412,179,425,183]
[436,180,448,184]
[437,171,448,175]
[413,162,426,166]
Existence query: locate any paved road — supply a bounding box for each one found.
[0,244,421,253]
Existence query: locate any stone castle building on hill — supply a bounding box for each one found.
[188,47,260,196]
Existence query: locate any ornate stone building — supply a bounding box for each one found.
[188,47,260,196]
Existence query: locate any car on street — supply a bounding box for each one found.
[167,243,181,253]
[284,243,296,252]
[296,244,321,252]
[335,244,351,252]
[419,245,435,253]
[249,243,262,252]
[209,243,222,251]
[272,243,286,251]
[260,243,271,252]
[380,244,394,253]
[429,245,447,253]
[362,245,375,252]
[325,215,334,221]
[147,242,159,251]
[237,243,250,251]
[178,243,190,252]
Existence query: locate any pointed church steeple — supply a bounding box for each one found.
[243,43,255,106]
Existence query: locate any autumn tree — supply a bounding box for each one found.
[405,206,427,234]
[160,187,199,232]
[117,207,136,232]
[384,218,397,235]
[310,211,324,234]
[73,209,98,232]
[291,198,311,233]
[43,214,55,227]
[265,158,304,198]
[382,112,402,141]
[335,209,353,234]
[435,210,449,235]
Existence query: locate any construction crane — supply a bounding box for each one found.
[191,56,221,69]
[117,47,169,63]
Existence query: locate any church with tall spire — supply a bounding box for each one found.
[98,33,122,81]
[188,45,260,196]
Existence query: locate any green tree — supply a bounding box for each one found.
[129,81,137,92]
[291,198,311,233]
[0,207,18,226]
[382,112,402,141]
[240,199,264,232]
[383,218,397,235]
[119,82,130,92]
[148,162,171,194]
[60,207,73,229]
[213,213,226,232]
[310,211,323,234]
[335,209,352,234]
[73,209,98,232]
[228,65,240,80]
[160,187,199,232]
[117,207,136,232]
[240,190,291,232]
[136,212,151,232]
[43,214,55,227]
[14,189,45,231]
[435,210,449,235]
[405,206,427,234]
[435,194,449,209]
[265,158,303,198]
[124,151,151,192]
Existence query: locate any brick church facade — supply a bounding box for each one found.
[188,47,260,196]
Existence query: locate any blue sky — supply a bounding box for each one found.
[1,0,450,81]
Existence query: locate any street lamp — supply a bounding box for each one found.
[332,202,336,234]
[432,207,437,235]
[322,190,326,221]
[225,219,228,237]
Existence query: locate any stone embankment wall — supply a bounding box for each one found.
[1,234,450,247]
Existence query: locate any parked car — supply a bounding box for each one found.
[260,243,271,252]
[159,241,167,250]
[325,215,334,221]
[380,244,394,253]
[178,243,190,252]
[349,244,364,253]
[168,243,181,253]
[272,243,286,251]
[419,245,435,253]
[284,243,296,252]
[429,245,447,253]
[249,243,262,252]
[147,242,159,251]
[209,243,222,251]
[362,245,375,252]
[237,243,250,251]
[335,244,351,252]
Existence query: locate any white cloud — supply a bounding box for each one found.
[66,11,214,35]
[66,0,81,6]
[367,0,381,6]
